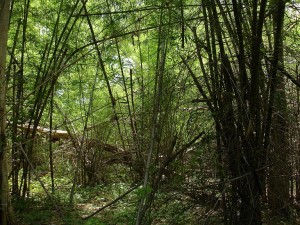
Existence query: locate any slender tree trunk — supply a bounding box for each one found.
[49,89,55,193]
[0,0,13,224]
[267,0,291,217]
[296,66,300,202]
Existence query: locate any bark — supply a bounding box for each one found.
[0,0,13,224]
[267,0,291,218]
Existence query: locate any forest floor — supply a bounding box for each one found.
[12,174,300,225]
[14,190,300,225]
[13,179,137,225]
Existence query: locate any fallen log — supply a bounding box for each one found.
[16,123,69,140]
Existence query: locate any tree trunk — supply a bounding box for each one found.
[0,0,13,224]
[268,81,290,216]
[267,0,290,217]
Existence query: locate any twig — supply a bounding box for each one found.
[83,182,142,220]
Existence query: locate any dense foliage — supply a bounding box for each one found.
[1,0,300,224]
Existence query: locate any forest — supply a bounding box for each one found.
[1,0,300,224]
